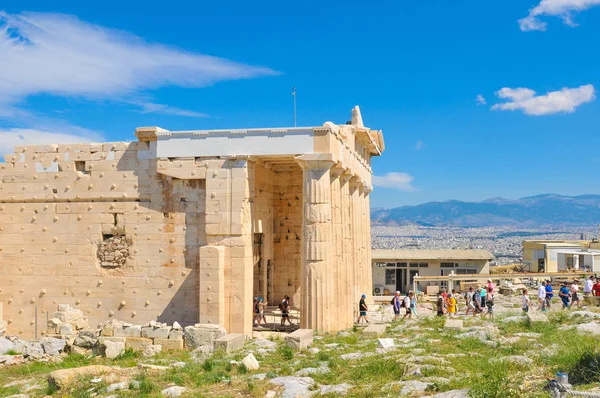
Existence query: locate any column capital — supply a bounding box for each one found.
[295,154,336,171]
[330,162,347,179]
[361,184,373,194]
[349,176,363,191]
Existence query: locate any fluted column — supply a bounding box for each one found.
[295,154,335,332]
[340,171,353,328]
[362,185,373,302]
[349,177,363,307]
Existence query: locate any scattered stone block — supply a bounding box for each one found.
[0,338,14,355]
[142,326,172,339]
[73,329,99,348]
[527,313,548,323]
[40,337,66,356]
[12,340,43,359]
[104,341,125,359]
[444,319,464,329]
[400,380,433,395]
[114,325,142,338]
[0,355,25,366]
[161,386,187,397]
[125,337,152,351]
[48,365,114,389]
[318,383,354,395]
[214,333,246,353]
[270,376,316,398]
[575,322,600,335]
[242,353,260,370]
[285,329,313,350]
[70,346,92,356]
[153,338,183,351]
[59,324,74,336]
[99,336,126,345]
[377,338,394,349]
[191,345,214,362]
[184,324,226,349]
[168,329,183,340]
[143,344,162,357]
[362,324,387,338]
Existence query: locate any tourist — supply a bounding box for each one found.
[522,289,531,313]
[545,280,554,308]
[559,282,571,309]
[480,284,487,308]
[392,291,402,320]
[593,278,600,306]
[583,275,594,306]
[357,294,369,324]
[436,292,445,316]
[259,298,267,326]
[571,279,581,308]
[482,287,494,319]
[441,288,448,306]
[537,280,547,312]
[473,287,482,316]
[447,293,457,317]
[281,295,292,326]
[402,293,412,320]
[487,278,495,294]
[465,287,475,316]
[410,291,418,318]
[253,297,260,327]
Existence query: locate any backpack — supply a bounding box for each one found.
[400,297,408,308]
[278,302,284,310]
[390,297,395,305]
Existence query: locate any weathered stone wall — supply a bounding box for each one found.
[272,168,303,306]
[0,142,203,338]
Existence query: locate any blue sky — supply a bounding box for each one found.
[1,0,599,208]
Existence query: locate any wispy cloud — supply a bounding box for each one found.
[519,0,600,31]
[491,85,595,115]
[136,103,209,118]
[476,94,487,105]
[0,127,102,156]
[0,11,277,117]
[415,140,425,151]
[372,172,417,192]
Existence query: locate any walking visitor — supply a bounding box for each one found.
[545,280,553,308]
[357,294,369,324]
[465,287,475,316]
[280,295,292,326]
[559,282,571,309]
[482,287,494,319]
[537,280,547,312]
[436,292,445,316]
[392,291,401,320]
[402,293,412,320]
[522,289,531,313]
[571,279,581,308]
[447,293,457,317]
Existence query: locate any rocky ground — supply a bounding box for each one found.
[1,296,600,398]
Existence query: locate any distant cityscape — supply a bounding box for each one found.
[371,225,599,265]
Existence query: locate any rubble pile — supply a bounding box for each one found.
[97,235,130,269]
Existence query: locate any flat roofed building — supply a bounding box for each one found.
[372,249,494,295]
[523,240,600,273]
[0,106,384,338]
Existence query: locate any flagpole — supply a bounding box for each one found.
[292,87,297,127]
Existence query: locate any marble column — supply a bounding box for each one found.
[362,185,373,301]
[340,171,354,328]
[295,154,335,332]
[349,177,363,309]
[330,164,344,331]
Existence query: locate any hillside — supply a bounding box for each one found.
[371,194,600,227]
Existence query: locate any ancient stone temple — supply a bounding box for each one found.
[0,106,384,338]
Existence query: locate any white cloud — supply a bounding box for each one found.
[519,0,600,31]
[137,103,209,118]
[491,84,595,115]
[0,127,102,156]
[372,172,417,192]
[0,11,277,116]
[476,94,487,105]
[415,140,425,151]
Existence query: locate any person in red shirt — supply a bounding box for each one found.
[592,280,600,303]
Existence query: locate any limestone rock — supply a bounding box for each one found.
[0,338,14,355]
[104,341,125,359]
[400,380,433,395]
[527,312,548,323]
[0,355,25,366]
[73,329,99,348]
[318,383,353,395]
[48,365,114,389]
[142,344,162,357]
[444,319,463,329]
[285,329,313,350]
[423,390,470,398]
[161,386,187,397]
[0,320,8,336]
[270,376,316,398]
[570,311,600,319]
[575,322,600,335]
[191,345,214,362]
[106,381,129,392]
[12,340,43,359]
[242,353,259,370]
[377,338,394,349]
[172,321,182,330]
[40,337,66,356]
[362,324,387,337]
[491,355,533,367]
[501,316,527,323]
[184,324,226,349]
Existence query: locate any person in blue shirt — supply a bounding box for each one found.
[545,280,554,308]
[559,281,571,309]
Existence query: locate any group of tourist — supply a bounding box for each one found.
[435,279,496,319]
[531,275,600,311]
[253,295,293,328]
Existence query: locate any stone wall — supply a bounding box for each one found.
[0,142,202,338]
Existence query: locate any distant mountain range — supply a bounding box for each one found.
[371,194,600,227]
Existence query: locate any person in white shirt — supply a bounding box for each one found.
[522,289,531,313]
[584,276,595,296]
[537,281,547,312]
[571,280,581,308]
